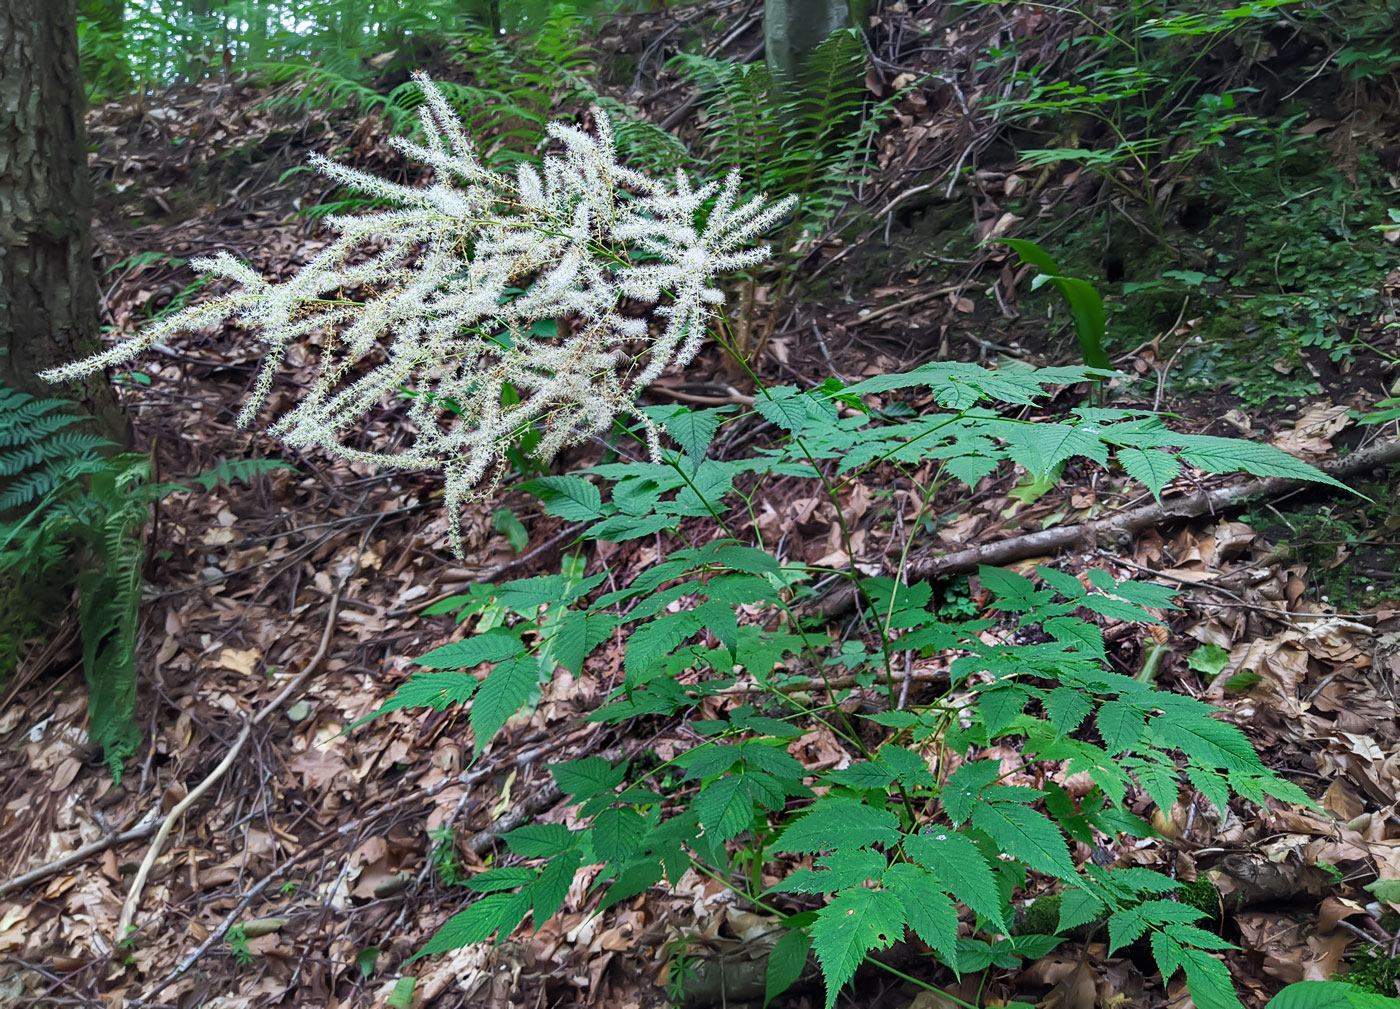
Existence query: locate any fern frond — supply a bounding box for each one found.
[186,457,297,490]
[0,411,88,449]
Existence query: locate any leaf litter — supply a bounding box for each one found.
[3,11,1400,1009]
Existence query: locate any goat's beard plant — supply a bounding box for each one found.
[43,73,794,555]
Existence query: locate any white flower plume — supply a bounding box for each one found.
[43,73,795,556]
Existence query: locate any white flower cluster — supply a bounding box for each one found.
[44,73,794,555]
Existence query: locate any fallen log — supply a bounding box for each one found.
[819,437,1400,618]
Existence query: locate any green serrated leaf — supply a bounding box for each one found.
[350,671,479,728]
[521,475,604,520]
[1117,446,1180,500]
[590,807,647,864]
[415,629,523,670]
[550,757,627,800]
[501,823,575,858]
[470,656,540,753]
[883,863,959,966]
[970,802,1079,881]
[411,891,530,958]
[755,387,810,435]
[811,887,905,1009]
[774,797,900,853]
[765,929,813,1008]
[1044,686,1093,737]
[904,830,1008,933]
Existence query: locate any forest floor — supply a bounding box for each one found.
[4,5,1400,1009]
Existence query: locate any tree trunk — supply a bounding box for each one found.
[0,0,123,439]
[763,0,852,80]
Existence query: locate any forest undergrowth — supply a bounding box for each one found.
[3,3,1400,1009]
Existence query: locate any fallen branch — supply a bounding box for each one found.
[115,589,341,938]
[820,438,1400,617]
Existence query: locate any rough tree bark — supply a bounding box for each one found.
[0,0,123,438]
[763,0,852,80]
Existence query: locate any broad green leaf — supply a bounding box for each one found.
[824,760,897,789]
[590,807,647,864]
[1177,436,1349,491]
[521,475,604,520]
[1097,700,1147,754]
[349,671,479,728]
[1002,422,1109,476]
[1044,686,1093,736]
[548,610,616,676]
[774,797,900,853]
[979,685,1030,736]
[412,892,530,958]
[1188,643,1231,677]
[883,863,959,966]
[1081,594,1160,624]
[755,387,810,435]
[1266,982,1399,1009]
[765,929,812,1008]
[1151,714,1262,772]
[550,757,627,800]
[415,629,523,669]
[773,849,889,894]
[811,887,905,1009]
[1180,946,1248,1009]
[904,830,1008,932]
[1037,565,1086,599]
[501,823,575,858]
[470,657,540,752]
[1058,888,1105,932]
[1117,446,1180,501]
[528,848,581,928]
[970,802,1079,881]
[879,745,936,787]
[464,866,537,893]
[492,507,528,553]
[662,406,730,464]
[942,760,1002,825]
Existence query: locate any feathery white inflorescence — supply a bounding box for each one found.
[42,73,795,556]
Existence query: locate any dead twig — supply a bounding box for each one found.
[115,587,342,939]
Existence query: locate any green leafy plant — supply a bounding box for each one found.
[997,238,1109,369]
[1269,980,1400,1009]
[987,0,1295,235]
[361,358,1340,1009]
[59,76,1355,1008]
[1,371,294,775]
[673,28,904,360]
[226,923,255,967]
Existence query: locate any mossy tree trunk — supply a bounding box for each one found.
[0,0,124,441]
